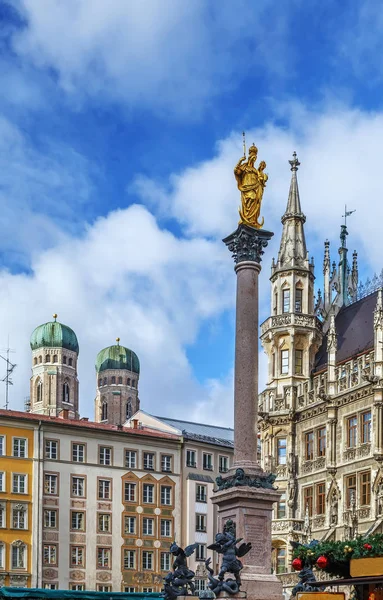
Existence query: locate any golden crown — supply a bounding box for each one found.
[248,143,258,155]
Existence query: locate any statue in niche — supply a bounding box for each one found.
[330,491,338,526]
[234,136,268,229]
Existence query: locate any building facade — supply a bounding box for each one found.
[0,319,234,591]
[259,153,382,594]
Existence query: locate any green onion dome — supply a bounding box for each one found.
[30,315,79,354]
[95,339,140,374]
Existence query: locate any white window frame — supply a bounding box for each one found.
[71,511,85,531]
[99,446,112,466]
[13,438,27,458]
[44,473,58,495]
[160,519,171,537]
[161,485,172,506]
[124,549,136,569]
[186,449,196,467]
[72,443,85,463]
[143,452,155,470]
[196,484,207,502]
[124,516,136,534]
[124,482,136,502]
[161,455,172,472]
[142,551,153,570]
[0,472,5,492]
[160,552,171,571]
[98,479,111,500]
[143,517,154,536]
[125,450,137,469]
[44,510,57,529]
[97,547,111,568]
[43,544,57,565]
[203,453,213,470]
[196,543,206,561]
[143,483,154,504]
[219,455,228,473]
[98,513,111,533]
[45,440,58,460]
[0,436,5,457]
[12,505,27,529]
[0,543,5,569]
[72,476,85,497]
[11,544,26,569]
[0,504,5,528]
[71,546,84,567]
[12,474,27,494]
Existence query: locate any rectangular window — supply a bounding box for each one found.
[125,450,137,469]
[72,443,85,463]
[362,411,372,444]
[281,350,289,374]
[43,584,58,590]
[13,474,26,494]
[98,479,111,500]
[276,548,286,574]
[43,545,57,565]
[97,586,111,593]
[124,482,136,502]
[44,473,58,495]
[360,471,371,506]
[0,472,4,492]
[143,484,154,504]
[277,438,287,465]
[316,483,325,515]
[186,449,196,467]
[303,486,313,517]
[305,431,314,461]
[143,452,155,470]
[12,544,26,569]
[12,506,26,529]
[143,589,153,594]
[70,585,85,591]
[71,476,85,497]
[97,547,111,568]
[277,493,286,519]
[124,516,136,535]
[0,504,5,528]
[0,544,4,568]
[219,456,229,473]
[143,517,154,536]
[142,551,153,570]
[44,510,57,529]
[196,484,207,502]
[45,440,58,460]
[347,416,357,448]
[124,549,136,569]
[98,513,111,533]
[99,447,112,466]
[346,474,357,508]
[196,544,206,561]
[160,519,171,537]
[196,514,207,532]
[161,455,172,472]
[161,552,171,571]
[295,288,303,313]
[71,546,84,567]
[317,427,326,457]
[13,438,27,458]
[295,350,303,375]
[71,512,85,531]
[282,289,290,313]
[203,453,213,470]
[124,588,136,593]
[0,436,4,456]
[161,486,172,506]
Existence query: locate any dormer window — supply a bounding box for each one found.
[282,289,290,313]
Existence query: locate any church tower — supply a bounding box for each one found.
[95,339,140,425]
[261,152,323,405]
[29,315,79,418]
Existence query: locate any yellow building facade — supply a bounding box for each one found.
[0,420,35,587]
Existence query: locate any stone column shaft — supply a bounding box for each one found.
[234,261,261,469]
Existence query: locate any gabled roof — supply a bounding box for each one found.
[314,291,376,372]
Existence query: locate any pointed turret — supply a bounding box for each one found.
[323,241,331,311]
[374,289,383,379]
[274,152,309,271]
[327,311,337,395]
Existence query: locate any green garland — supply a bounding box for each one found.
[292,534,383,579]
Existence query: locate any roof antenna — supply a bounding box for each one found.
[0,338,17,409]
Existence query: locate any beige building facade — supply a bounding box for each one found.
[259,153,381,594]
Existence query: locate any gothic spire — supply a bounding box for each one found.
[275,152,309,271]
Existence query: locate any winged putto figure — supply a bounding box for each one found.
[161,542,198,600]
[206,520,252,595]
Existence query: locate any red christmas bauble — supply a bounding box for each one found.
[364,543,372,550]
[292,558,303,571]
[316,555,329,569]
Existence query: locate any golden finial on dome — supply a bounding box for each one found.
[116,337,120,345]
[53,314,58,321]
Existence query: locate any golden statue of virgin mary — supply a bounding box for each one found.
[234,141,268,229]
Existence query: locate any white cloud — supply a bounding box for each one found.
[11,0,291,116]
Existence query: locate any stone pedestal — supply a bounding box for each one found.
[211,487,282,600]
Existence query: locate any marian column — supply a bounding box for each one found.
[212,142,282,600]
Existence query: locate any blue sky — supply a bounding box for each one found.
[1,0,383,423]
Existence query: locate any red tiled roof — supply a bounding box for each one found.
[0,409,181,441]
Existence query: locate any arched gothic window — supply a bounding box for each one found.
[68,358,73,367]
[132,380,136,388]
[36,379,43,403]
[53,354,58,363]
[63,382,70,403]
[103,377,107,385]
[45,354,50,363]
[118,376,122,384]
[63,356,67,364]
[98,378,102,387]
[101,403,108,421]
[127,378,131,386]
[126,398,133,419]
[39,356,42,364]
[111,376,116,384]
[33,357,37,366]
